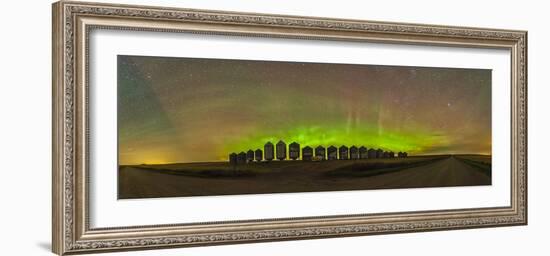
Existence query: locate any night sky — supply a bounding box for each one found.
[118,55,491,165]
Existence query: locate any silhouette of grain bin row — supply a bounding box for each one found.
[229,140,407,163]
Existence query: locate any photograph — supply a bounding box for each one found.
[117,55,492,199]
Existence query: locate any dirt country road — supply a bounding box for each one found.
[354,156,491,189]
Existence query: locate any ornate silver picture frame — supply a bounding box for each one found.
[52,1,527,255]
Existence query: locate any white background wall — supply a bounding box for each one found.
[0,0,548,255]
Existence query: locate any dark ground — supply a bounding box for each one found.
[118,155,491,199]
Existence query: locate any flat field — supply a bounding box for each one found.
[119,155,491,199]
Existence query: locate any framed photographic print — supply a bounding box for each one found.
[52,1,527,255]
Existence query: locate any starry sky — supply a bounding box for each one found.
[118,55,491,165]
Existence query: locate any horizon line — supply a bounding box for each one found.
[120,153,492,166]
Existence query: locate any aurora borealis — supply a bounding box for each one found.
[118,55,491,165]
